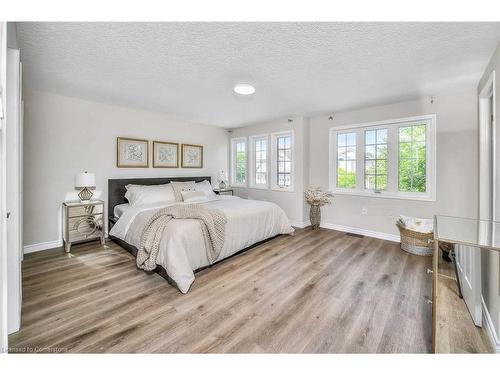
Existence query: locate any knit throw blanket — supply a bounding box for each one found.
[136,204,227,271]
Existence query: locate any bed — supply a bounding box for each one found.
[107,177,294,293]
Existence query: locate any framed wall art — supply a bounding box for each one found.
[181,144,203,168]
[116,137,149,168]
[153,141,179,168]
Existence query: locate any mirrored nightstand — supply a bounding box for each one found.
[62,200,105,253]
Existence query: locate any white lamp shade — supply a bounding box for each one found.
[75,172,95,188]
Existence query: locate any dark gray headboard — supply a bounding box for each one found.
[107,176,211,218]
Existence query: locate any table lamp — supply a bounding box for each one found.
[75,171,95,202]
[218,170,227,189]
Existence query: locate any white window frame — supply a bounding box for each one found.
[329,114,436,201]
[230,137,248,187]
[249,134,269,189]
[271,130,294,192]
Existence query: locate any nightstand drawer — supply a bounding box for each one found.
[67,214,103,242]
[67,204,103,218]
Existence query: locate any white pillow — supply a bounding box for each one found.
[171,181,196,202]
[195,180,216,197]
[181,190,209,203]
[125,183,175,206]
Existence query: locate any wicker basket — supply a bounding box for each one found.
[396,222,433,256]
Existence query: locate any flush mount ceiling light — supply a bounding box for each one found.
[233,83,255,95]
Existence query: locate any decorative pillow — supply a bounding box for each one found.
[125,183,175,206]
[195,180,216,197]
[181,190,209,203]
[171,181,196,202]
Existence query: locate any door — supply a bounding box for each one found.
[470,70,497,327]
[455,245,482,325]
[6,48,22,334]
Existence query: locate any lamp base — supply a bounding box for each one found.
[78,187,93,202]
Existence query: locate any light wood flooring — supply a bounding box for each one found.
[9,227,433,353]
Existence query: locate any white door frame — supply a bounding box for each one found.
[456,69,497,328]
[6,47,22,335]
[0,21,8,353]
[479,70,496,222]
[466,69,497,328]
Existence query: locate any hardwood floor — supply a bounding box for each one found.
[8,228,432,353]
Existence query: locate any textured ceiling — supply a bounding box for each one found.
[16,22,500,128]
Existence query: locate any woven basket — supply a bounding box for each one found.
[396,222,433,256]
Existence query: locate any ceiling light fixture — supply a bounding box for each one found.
[234,83,255,95]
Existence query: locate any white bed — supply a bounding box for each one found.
[109,195,294,293]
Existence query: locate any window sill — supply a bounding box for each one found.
[331,188,436,202]
[248,185,269,190]
[231,185,295,193]
[270,186,295,193]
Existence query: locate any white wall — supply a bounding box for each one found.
[478,42,500,345]
[229,90,478,237]
[23,89,228,249]
[229,116,309,225]
[309,89,478,238]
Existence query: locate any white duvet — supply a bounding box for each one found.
[109,196,294,293]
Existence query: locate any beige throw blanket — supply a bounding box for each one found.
[137,204,227,271]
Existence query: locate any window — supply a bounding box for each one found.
[230,131,294,192]
[250,135,268,188]
[364,128,387,191]
[231,137,247,186]
[276,135,292,188]
[336,132,356,188]
[398,124,426,192]
[329,115,436,201]
[271,131,294,191]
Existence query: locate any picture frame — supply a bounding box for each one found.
[153,141,179,168]
[116,137,149,168]
[181,144,203,168]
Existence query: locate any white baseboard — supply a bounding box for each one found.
[26,224,398,254]
[293,220,400,242]
[24,232,111,254]
[23,239,63,254]
[290,221,309,228]
[321,223,400,242]
[481,296,500,353]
